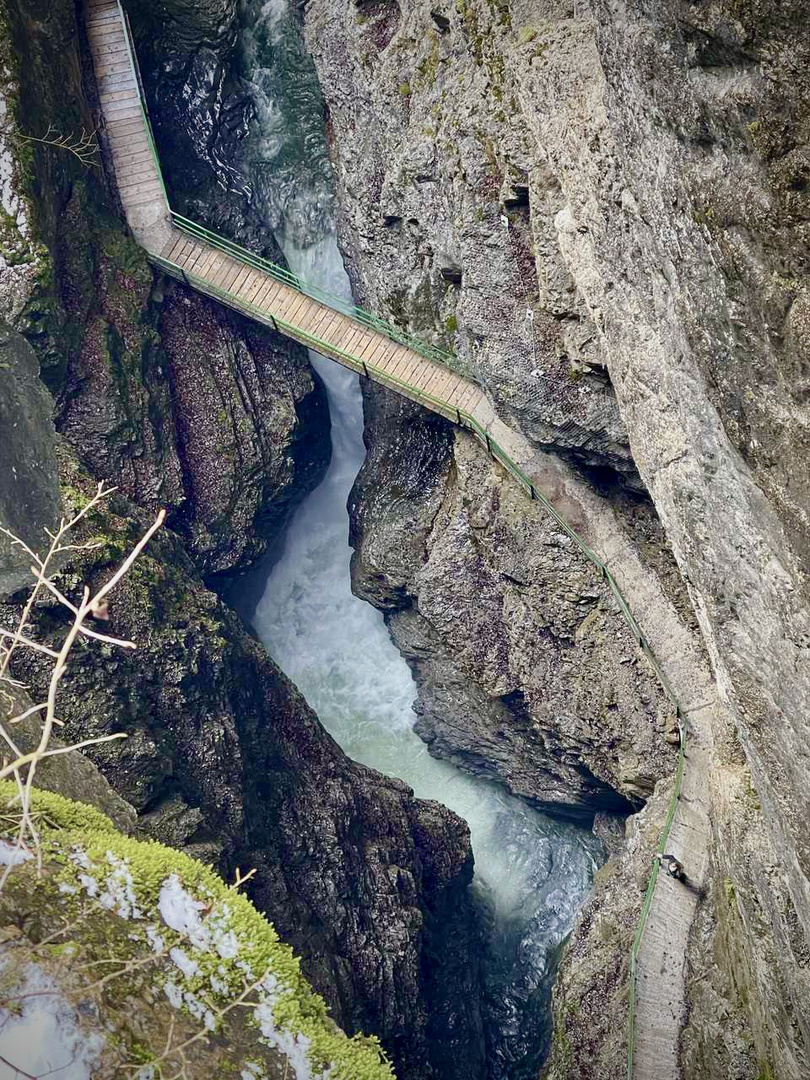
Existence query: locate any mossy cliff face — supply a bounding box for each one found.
[0,0,329,581]
[307,0,810,1074]
[1,448,485,1080]
[350,388,676,821]
[0,784,394,1080]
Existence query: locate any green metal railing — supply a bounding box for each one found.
[113,8,690,1075]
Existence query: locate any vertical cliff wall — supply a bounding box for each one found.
[303,0,810,1075]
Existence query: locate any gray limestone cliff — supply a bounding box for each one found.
[350,387,677,821]
[304,0,810,1075]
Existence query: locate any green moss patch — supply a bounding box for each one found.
[0,782,395,1079]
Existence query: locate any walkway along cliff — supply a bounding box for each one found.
[85,1,716,1075]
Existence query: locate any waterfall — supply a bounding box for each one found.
[237,1,603,1073]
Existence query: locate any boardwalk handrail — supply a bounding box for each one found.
[114,8,689,1075]
[170,214,469,374]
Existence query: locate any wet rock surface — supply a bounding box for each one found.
[2,444,486,1080]
[0,323,61,598]
[156,283,330,578]
[350,386,675,821]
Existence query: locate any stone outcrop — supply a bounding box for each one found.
[350,387,676,820]
[0,323,61,598]
[0,784,395,1080]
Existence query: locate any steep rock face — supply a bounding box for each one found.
[304,0,634,477]
[306,0,810,1074]
[0,322,61,597]
[350,386,675,820]
[2,446,485,1080]
[154,283,330,577]
[1,0,328,581]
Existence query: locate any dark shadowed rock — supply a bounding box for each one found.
[350,386,675,821]
[2,445,486,1080]
[0,323,61,599]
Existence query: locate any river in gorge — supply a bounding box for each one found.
[209,0,603,1074]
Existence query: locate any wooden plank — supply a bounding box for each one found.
[208,257,240,291]
[89,27,126,46]
[88,10,120,24]
[280,292,309,325]
[161,235,185,263]
[119,158,159,180]
[93,39,129,56]
[178,241,207,274]
[255,278,282,309]
[243,273,269,305]
[427,368,458,403]
[334,324,365,357]
[103,95,142,114]
[170,237,197,266]
[295,302,330,338]
[218,260,249,294]
[93,57,133,78]
[195,247,224,282]
[315,311,343,345]
[344,328,373,362]
[316,313,352,352]
[106,116,147,136]
[391,354,420,389]
[103,104,143,123]
[228,265,253,296]
[123,189,165,210]
[119,172,162,194]
[251,279,282,310]
[361,336,390,368]
[99,87,139,106]
[385,346,413,380]
[112,146,154,170]
[234,268,263,303]
[194,247,221,280]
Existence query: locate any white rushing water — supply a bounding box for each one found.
[238,1,603,1073]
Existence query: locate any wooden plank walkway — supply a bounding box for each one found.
[87,0,487,429]
[86,6,712,1080]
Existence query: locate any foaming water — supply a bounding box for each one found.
[239,2,602,1074]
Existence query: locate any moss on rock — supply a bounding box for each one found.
[0,781,395,1080]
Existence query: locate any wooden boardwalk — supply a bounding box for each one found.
[87,0,487,429]
[86,5,713,1079]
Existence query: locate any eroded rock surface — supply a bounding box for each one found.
[0,323,61,598]
[350,388,675,820]
[307,0,810,1074]
[1,444,486,1080]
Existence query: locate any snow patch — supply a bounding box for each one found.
[145,925,165,954]
[170,946,200,980]
[0,838,32,865]
[158,874,210,947]
[97,852,142,919]
[0,959,104,1080]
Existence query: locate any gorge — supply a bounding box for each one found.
[1,0,810,1079]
